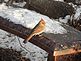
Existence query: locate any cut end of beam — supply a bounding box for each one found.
[53,48,81,56]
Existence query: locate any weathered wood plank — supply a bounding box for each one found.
[1,16,81,61]
[55,52,81,61]
[47,54,54,61]
[0,16,55,54]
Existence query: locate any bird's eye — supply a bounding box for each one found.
[42,22,45,24]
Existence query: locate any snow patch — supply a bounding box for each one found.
[0,3,67,34]
[74,7,81,19]
[59,15,70,23]
[0,29,48,61]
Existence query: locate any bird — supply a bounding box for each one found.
[23,18,46,43]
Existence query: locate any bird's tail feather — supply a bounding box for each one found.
[23,34,33,43]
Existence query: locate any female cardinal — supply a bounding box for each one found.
[23,18,46,43]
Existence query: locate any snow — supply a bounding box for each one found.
[13,2,26,7]
[59,15,70,23]
[0,29,48,61]
[0,3,67,34]
[74,6,81,20]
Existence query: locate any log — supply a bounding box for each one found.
[24,0,74,19]
[64,0,81,5]
[54,52,81,61]
[0,16,55,54]
[64,0,75,3]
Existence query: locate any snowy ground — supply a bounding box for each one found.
[0,1,81,61]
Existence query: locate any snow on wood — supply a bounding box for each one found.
[0,3,67,34]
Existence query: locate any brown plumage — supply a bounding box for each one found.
[23,18,46,43]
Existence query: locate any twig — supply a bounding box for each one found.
[17,37,31,53]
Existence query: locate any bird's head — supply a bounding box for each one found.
[39,18,46,26]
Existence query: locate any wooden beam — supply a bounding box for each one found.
[0,16,81,61]
[0,16,55,55]
[54,48,81,56]
[47,54,54,61]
